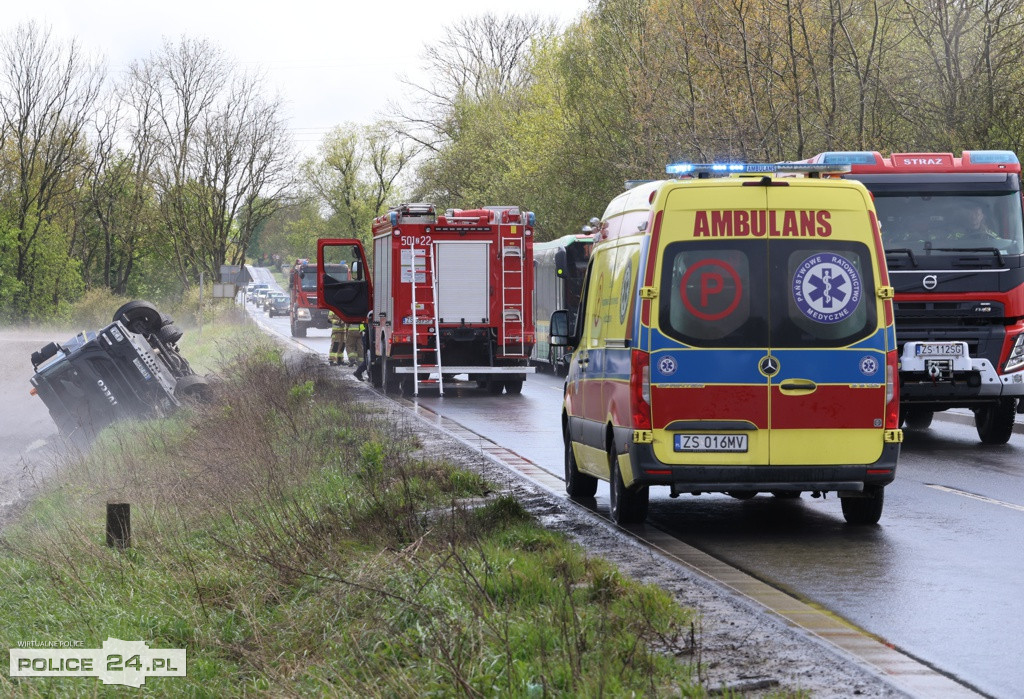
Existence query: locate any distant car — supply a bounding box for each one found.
[268,294,290,317]
[247,283,268,303]
[263,291,284,312]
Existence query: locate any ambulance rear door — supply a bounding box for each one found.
[765,184,887,466]
[651,183,771,467]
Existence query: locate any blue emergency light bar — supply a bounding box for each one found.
[814,151,879,165]
[965,150,1019,164]
[666,162,851,176]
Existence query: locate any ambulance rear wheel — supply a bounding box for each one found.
[975,398,1016,444]
[505,380,523,395]
[841,486,884,525]
[902,408,933,430]
[608,446,648,525]
[564,436,597,498]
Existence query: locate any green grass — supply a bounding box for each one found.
[0,342,703,697]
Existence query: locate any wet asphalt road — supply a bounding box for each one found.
[0,330,64,516]
[247,269,1021,698]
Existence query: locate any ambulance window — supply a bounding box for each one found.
[771,242,876,347]
[659,242,768,347]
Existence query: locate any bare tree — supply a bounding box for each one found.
[0,21,103,306]
[127,37,293,285]
[392,13,557,151]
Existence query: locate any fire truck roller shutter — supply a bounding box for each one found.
[436,242,490,323]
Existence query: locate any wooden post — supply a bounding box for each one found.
[106,503,131,549]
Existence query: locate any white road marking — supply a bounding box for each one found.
[926,483,1024,513]
[25,439,47,453]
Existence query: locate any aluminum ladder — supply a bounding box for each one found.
[500,236,526,357]
[409,242,444,396]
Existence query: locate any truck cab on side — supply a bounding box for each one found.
[552,163,902,525]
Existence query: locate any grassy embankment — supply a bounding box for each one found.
[0,316,706,696]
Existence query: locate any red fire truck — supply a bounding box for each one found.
[289,259,332,337]
[802,150,1024,443]
[315,203,536,396]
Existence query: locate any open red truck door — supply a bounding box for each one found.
[316,239,373,324]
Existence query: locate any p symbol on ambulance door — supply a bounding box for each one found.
[681,258,743,321]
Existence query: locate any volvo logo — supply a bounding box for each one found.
[758,355,780,377]
[923,274,938,290]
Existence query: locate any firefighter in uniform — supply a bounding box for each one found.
[353,314,370,381]
[344,320,363,367]
[328,311,345,366]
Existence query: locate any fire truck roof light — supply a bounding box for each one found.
[815,151,880,165]
[526,211,536,226]
[965,150,1019,164]
[665,162,851,176]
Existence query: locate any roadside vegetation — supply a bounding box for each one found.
[0,330,704,696]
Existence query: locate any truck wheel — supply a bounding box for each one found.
[903,408,933,430]
[728,491,757,500]
[505,380,523,395]
[382,355,399,394]
[975,398,1017,444]
[400,376,415,397]
[369,359,383,388]
[841,486,884,525]
[608,445,648,525]
[174,374,211,403]
[290,320,307,338]
[113,300,163,334]
[157,323,183,344]
[564,434,597,498]
[486,380,504,394]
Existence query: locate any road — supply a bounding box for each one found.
[247,268,1020,698]
[0,329,66,520]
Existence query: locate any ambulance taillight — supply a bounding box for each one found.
[631,350,651,429]
[885,351,899,429]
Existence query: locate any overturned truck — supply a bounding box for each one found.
[30,301,209,443]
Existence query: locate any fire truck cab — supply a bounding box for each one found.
[803,151,1024,443]
[317,203,536,396]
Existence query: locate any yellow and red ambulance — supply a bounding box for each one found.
[551,163,903,525]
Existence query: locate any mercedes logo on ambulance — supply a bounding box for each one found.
[758,355,780,377]
[923,274,938,290]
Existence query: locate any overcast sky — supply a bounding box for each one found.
[10,1,589,155]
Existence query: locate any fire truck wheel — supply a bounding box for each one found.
[608,445,648,525]
[504,380,523,395]
[369,359,383,388]
[841,486,884,525]
[113,300,163,334]
[382,355,399,394]
[564,435,597,498]
[902,408,933,430]
[975,398,1017,444]
[290,319,307,338]
[486,380,504,394]
[727,491,757,500]
[400,376,415,397]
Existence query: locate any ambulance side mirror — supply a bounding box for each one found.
[550,309,572,346]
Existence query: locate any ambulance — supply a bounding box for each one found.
[550,163,903,525]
